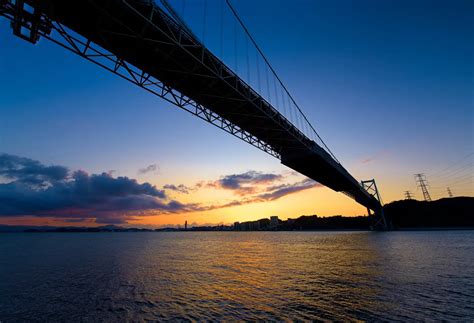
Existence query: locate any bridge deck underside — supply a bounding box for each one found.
[20,0,380,211]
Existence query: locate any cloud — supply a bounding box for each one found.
[361,157,375,164]
[63,218,88,223]
[160,172,320,212]
[359,150,391,165]
[0,154,194,224]
[0,154,323,224]
[163,184,193,194]
[257,178,320,201]
[138,164,158,174]
[0,153,68,187]
[198,178,321,211]
[209,171,282,195]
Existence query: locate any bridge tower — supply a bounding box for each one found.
[361,179,389,230]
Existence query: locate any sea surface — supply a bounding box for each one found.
[0,231,473,321]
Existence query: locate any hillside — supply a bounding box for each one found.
[384,197,474,229]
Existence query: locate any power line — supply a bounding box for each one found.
[429,179,473,199]
[430,162,473,180]
[429,152,474,177]
[431,175,473,189]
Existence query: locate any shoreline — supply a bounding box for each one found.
[2,227,474,233]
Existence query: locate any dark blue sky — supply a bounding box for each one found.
[0,0,472,223]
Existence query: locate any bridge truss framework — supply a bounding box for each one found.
[1,0,389,230]
[1,0,281,158]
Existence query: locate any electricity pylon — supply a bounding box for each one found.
[414,173,432,201]
[447,187,453,198]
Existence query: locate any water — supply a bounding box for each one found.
[0,231,473,321]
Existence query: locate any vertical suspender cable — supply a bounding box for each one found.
[265,65,270,104]
[281,85,287,119]
[246,36,250,83]
[234,17,238,73]
[225,0,340,163]
[202,0,207,44]
[181,0,185,18]
[273,74,279,112]
[288,94,293,125]
[220,0,224,59]
[256,50,260,93]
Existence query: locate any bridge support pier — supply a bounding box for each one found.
[361,179,391,231]
[367,206,389,231]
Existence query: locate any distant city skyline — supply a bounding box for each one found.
[0,0,473,227]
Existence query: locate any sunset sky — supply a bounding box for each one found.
[0,0,472,227]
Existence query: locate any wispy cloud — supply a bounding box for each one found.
[163,184,194,194]
[361,157,375,164]
[359,150,391,165]
[193,178,321,211]
[208,171,283,195]
[257,178,320,201]
[138,164,158,175]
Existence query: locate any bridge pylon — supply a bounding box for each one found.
[361,179,390,231]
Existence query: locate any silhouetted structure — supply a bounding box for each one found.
[3,197,472,233]
[415,173,432,201]
[447,187,453,198]
[0,0,386,228]
[233,215,370,231]
[404,190,414,200]
[361,179,388,229]
[269,216,279,228]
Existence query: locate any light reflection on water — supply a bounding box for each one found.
[0,231,473,321]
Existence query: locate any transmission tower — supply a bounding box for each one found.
[404,190,414,200]
[414,173,432,201]
[447,187,453,198]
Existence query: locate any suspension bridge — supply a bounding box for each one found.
[0,0,389,229]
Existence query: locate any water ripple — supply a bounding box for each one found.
[0,231,473,321]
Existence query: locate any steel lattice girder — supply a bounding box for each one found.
[0,2,281,158]
[0,0,383,215]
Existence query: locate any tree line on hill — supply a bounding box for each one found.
[0,197,471,232]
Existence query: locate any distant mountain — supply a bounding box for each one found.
[384,197,474,229]
[2,197,472,232]
[0,224,130,232]
[0,225,58,232]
